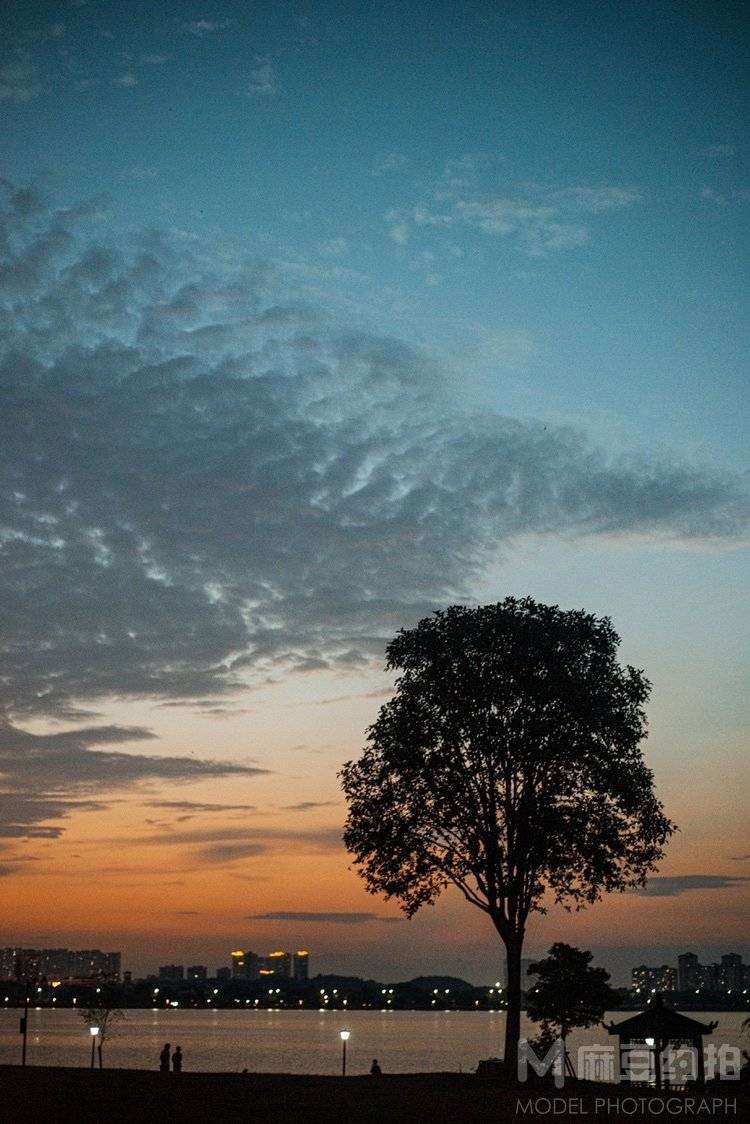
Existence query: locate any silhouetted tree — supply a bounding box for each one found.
[78,992,125,1067]
[340,599,673,1070]
[526,942,621,1061]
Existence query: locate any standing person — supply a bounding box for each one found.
[172,1045,183,1073]
[159,1043,170,1072]
[370,1058,382,1076]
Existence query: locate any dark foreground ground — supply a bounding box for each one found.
[0,1067,745,1123]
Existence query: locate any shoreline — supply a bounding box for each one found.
[0,1065,745,1123]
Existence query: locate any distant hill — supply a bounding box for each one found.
[405,976,475,993]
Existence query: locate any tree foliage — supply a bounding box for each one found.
[340,598,674,1065]
[78,993,125,1065]
[526,942,621,1043]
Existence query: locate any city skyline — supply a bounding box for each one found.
[1,0,748,988]
[3,942,749,994]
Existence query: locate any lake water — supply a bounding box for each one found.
[0,1009,744,1077]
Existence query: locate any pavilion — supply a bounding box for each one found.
[606,993,718,1087]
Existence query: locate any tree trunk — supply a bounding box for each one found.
[503,933,524,1072]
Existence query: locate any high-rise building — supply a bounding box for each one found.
[158,964,184,982]
[216,967,231,981]
[187,965,207,981]
[0,947,120,982]
[678,953,699,992]
[631,965,677,994]
[676,952,740,993]
[720,954,743,991]
[230,950,261,980]
[292,950,309,980]
[265,951,292,978]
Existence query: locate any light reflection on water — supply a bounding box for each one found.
[0,1009,743,1078]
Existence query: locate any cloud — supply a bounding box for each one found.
[634,874,749,897]
[247,60,278,96]
[249,911,396,924]
[0,63,43,102]
[279,801,338,812]
[144,800,257,813]
[198,842,266,863]
[0,720,263,840]
[113,73,137,88]
[729,854,750,861]
[372,153,408,175]
[183,19,233,37]
[705,144,736,157]
[0,182,747,817]
[319,238,348,258]
[139,55,170,66]
[390,160,642,256]
[699,186,728,206]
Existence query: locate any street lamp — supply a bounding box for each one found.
[89,1025,100,1069]
[339,1029,350,1076]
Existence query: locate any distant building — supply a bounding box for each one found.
[678,953,700,992]
[187,965,207,981]
[230,948,309,979]
[158,964,184,982]
[0,947,120,982]
[230,950,262,980]
[677,952,744,993]
[216,967,231,981]
[293,950,310,981]
[265,951,292,978]
[720,954,743,992]
[631,965,677,994]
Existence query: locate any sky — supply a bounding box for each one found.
[0,0,748,986]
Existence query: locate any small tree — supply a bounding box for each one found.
[340,599,674,1070]
[78,993,125,1068]
[526,943,621,1062]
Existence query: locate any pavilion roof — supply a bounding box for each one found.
[606,995,718,1040]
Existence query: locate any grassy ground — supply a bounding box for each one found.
[0,1066,744,1122]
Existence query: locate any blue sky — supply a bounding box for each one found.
[0,1,748,980]
[4,1,748,466]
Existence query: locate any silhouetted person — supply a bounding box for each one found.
[159,1043,170,1072]
[172,1045,183,1073]
[370,1058,382,1076]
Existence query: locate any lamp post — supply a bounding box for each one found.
[20,979,30,1066]
[339,1029,350,1076]
[89,1026,100,1069]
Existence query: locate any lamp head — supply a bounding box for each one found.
[90,1026,100,1036]
[339,1029,350,1041]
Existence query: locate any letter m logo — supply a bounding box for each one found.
[518,1038,565,1089]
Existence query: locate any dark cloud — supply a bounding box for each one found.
[250,911,398,924]
[0,184,747,825]
[0,720,264,839]
[198,842,266,864]
[144,800,257,814]
[279,801,338,812]
[123,824,342,855]
[634,874,749,897]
